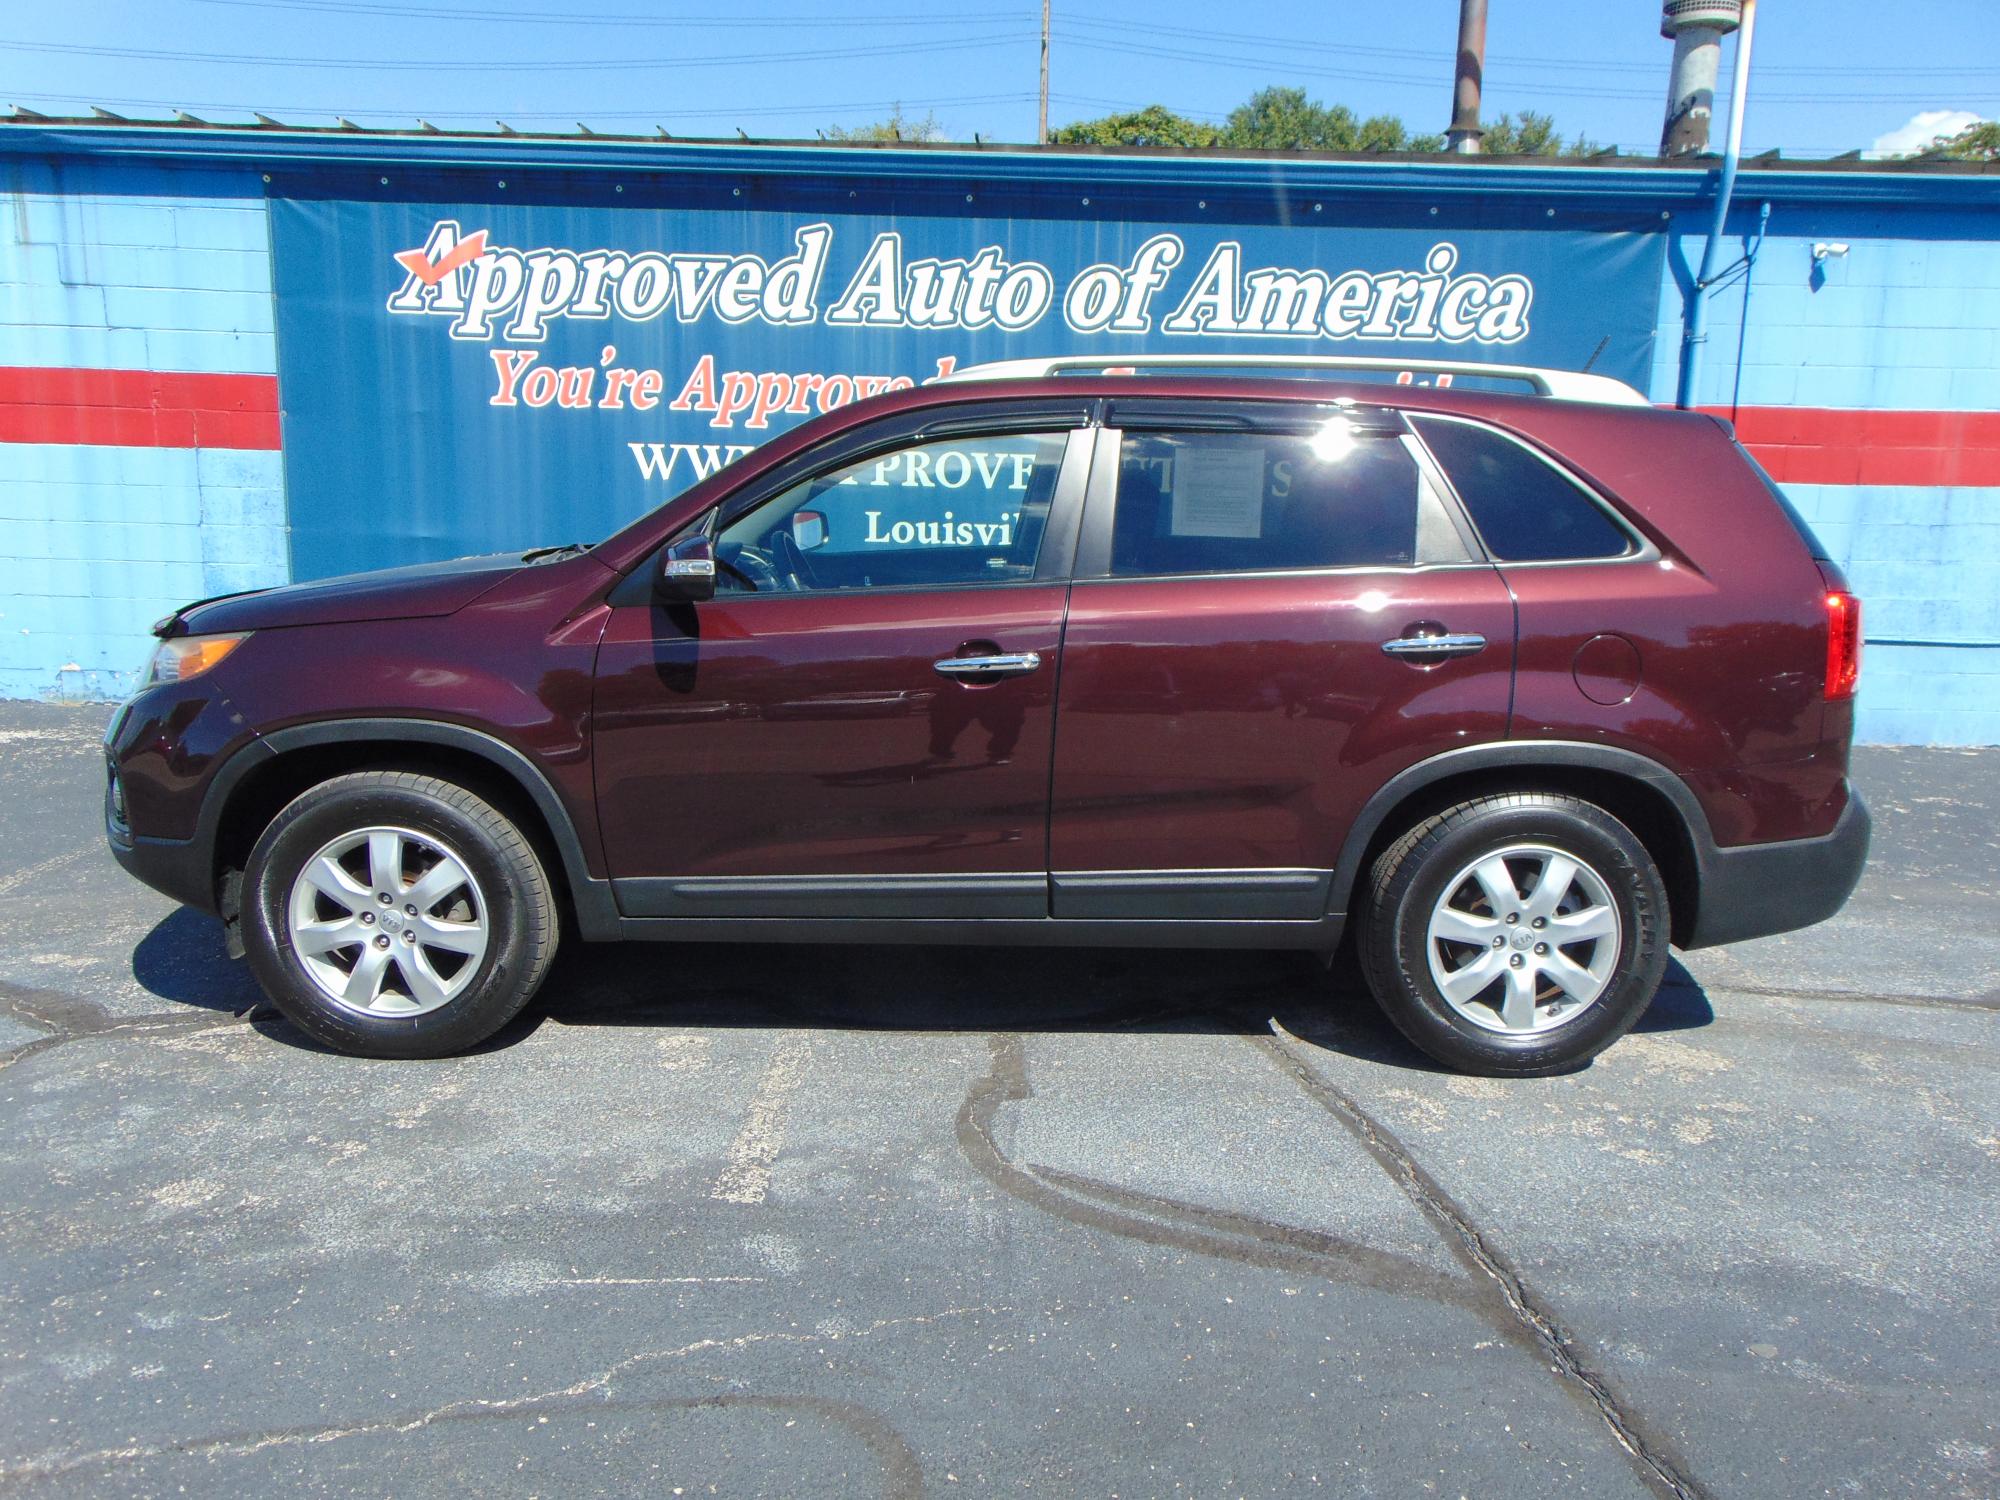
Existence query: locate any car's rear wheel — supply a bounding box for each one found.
[1357,792,1669,1075]
[242,770,557,1058]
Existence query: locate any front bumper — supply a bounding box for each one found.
[1681,787,1872,949]
[102,677,265,917]
[107,820,218,913]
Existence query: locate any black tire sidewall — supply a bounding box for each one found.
[243,777,548,1058]
[1369,798,1669,1075]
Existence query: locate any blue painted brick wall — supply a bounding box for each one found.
[1649,219,2000,413]
[1650,214,2000,746]
[0,158,286,700]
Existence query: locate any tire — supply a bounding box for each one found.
[241,770,558,1058]
[1357,792,1669,1076]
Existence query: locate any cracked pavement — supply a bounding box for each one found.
[1,701,1996,1497]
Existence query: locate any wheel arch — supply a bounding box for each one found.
[1330,742,1711,948]
[201,719,618,941]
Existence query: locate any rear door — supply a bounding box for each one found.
[1047,398,1516,920]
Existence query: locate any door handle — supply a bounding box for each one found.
[1381,631,1486,662]
[933,651,1042,680]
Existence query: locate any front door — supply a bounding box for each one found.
[593,418,1090,920]
[1048,400,1516,920]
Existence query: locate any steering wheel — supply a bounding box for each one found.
[772,529,819,592]
[717,543,781,592]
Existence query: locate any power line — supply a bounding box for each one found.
[1062,25,2000,95]
[1055,33,1999,106]
[19,5,1989,143]
[178,0,1024,26]
[141,0,2000,80]
[10,89,1038,122]
[1049,91,1228,122]
[2,32,1034,73]
[163,0,2000,84]
[1061,13,2000,79]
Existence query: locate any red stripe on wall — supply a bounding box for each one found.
[1705,405,2000,487]
[0,367,1994,483]
[0,366,280,450]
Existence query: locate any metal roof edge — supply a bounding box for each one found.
[3,119,1996,213]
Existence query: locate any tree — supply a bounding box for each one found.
[824,106,945,144]
[1222,86,1358,150]
[1050,88,1581,156]
[1050,103,1219,148]
[1934,120,1999,160]
[1218,87,1445,153]
[1357,114,1446,153]
[1479,110,1597,158]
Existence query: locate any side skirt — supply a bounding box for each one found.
[609,867,1340,935]
[604,913,1345,951]
[1053,868,1331,921]
[613,873,1046,920]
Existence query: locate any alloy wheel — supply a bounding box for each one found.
[285,825,490,1017]
[1424,843,1622,1035]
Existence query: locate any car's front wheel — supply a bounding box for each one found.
[1357,792,1669,1075]
[242,770,557,1058]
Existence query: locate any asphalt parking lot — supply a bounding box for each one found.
[1,700,1995,1499]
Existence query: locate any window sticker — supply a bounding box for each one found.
[1169,444,1266,539]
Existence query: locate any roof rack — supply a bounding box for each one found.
[937,355,1649,406]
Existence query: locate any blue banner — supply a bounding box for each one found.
[270,192,1665,578]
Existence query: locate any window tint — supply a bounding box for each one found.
[715,431,1066,593]
[1410,415,1633,563]
[1110,429,1420,577]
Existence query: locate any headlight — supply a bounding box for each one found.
[142,632,251,687]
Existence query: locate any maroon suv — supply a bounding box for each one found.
[105,360,1869,1074]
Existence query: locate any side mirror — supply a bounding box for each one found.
[657,534,716,603]
[790,509,828,551]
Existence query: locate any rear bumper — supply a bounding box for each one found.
[1682,787,1871,950]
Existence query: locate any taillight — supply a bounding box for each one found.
[1825,591,1861,701]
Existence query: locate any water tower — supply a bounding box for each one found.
[1660,0,1744,157]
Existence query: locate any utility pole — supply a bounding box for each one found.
[1445,0,1487,154]
[1038,0,1050,145]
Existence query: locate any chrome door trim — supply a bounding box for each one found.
[1381,632,1487,661]
[933,652,1043,680]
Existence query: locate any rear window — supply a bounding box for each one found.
[1110,430,1420,577]
[1411,415,1635,563]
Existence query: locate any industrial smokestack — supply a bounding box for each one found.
[1446,0,1487,155]
[1660,0,1744,157]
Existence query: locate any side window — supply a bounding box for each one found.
[1110,428,1421,577]
[1410,415,1635,563]
[715,431,1068,594]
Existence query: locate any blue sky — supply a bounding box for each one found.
[4,0,1996,157]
